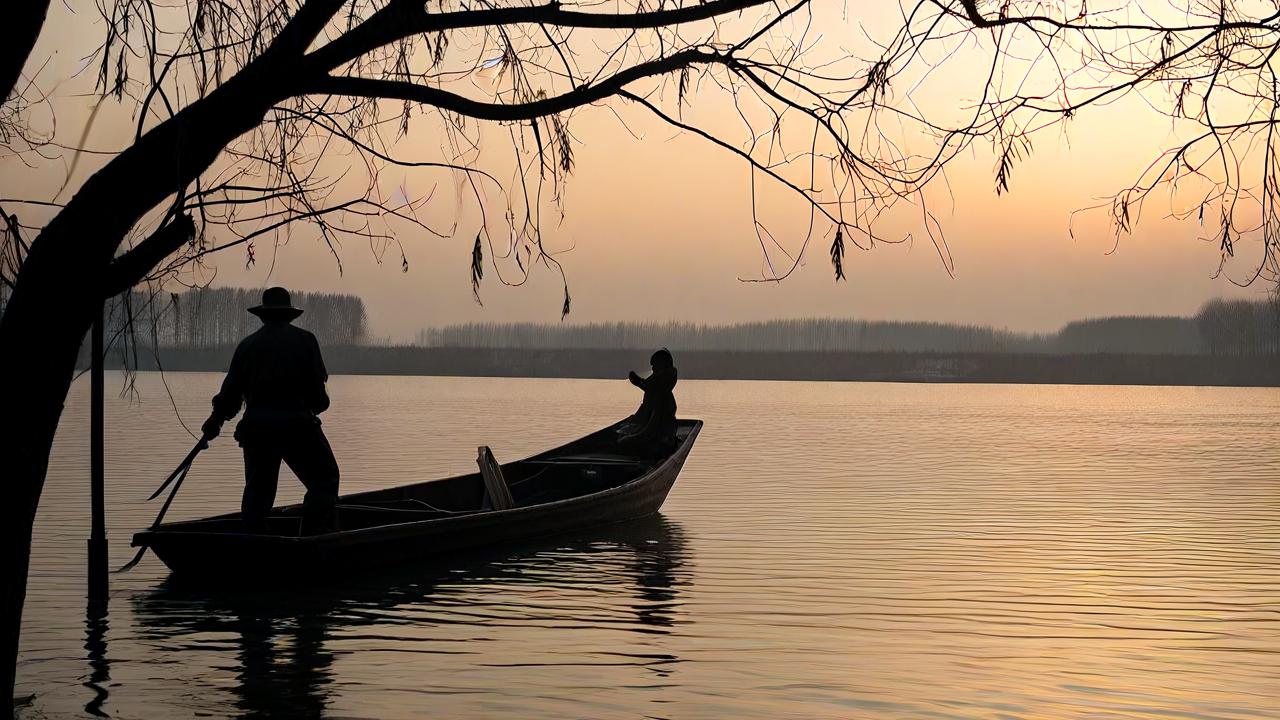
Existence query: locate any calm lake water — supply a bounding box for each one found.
[16,374,1280,719]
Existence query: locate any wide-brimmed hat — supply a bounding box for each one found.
[248,286,303,320]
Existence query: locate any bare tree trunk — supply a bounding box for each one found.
[0,3,355,711]
[0,252,93,720]
[0,0,50,105]
[0,77,281,720]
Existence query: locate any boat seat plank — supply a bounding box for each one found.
[478,446,515,511]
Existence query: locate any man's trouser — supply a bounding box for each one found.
[240,422,339,535]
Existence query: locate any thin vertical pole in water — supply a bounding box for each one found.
[88,302,108,604]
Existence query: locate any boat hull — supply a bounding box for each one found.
[136,420,702,578]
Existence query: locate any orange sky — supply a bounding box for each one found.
[2,1,1269,341]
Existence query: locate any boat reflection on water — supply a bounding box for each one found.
[129,515,690,717]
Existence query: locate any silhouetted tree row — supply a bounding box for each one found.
[1196,299,1280,356]
[108,288,368,348]
[100,345,1279,387]
[419,319,1052,353]
[1054,317,1203,355]
[418,303,1280,356]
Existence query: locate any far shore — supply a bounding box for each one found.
[81,345,1280,388]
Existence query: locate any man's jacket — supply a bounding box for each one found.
[211,321,330,443]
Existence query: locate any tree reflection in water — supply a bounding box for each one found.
[129,515,689,717]
[82,597,111,718]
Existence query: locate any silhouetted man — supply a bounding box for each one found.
[201,287,339,535]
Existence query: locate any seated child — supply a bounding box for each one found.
[618,349,678,448]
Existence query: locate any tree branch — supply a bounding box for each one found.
[101,214,196,297]
[306,0,782,72]
[0,0,50,105]
[953,0,1280,32]
[306,48,727,121]
[259,0,349,65]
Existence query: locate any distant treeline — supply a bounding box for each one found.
[106,346,1280,387]
[1196,297,1280,356]
[12,280,1277,358]
[417,299,1280,356]
[107,287,368,347]
[418,318,1053,353]
[66,288,1280,385]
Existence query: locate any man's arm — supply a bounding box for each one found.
[203,345,245,438]
[628,370,648,390]
[309,333,331,415]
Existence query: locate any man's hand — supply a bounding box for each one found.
[628,370,641,383]
[201,415,223,441]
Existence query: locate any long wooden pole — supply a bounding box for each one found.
[88,303,107,603]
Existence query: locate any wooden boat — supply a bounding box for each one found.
[132,419,703,578]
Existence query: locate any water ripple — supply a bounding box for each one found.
[15,375,1280,719]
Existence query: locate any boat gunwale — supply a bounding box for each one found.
[132,419,702,548]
